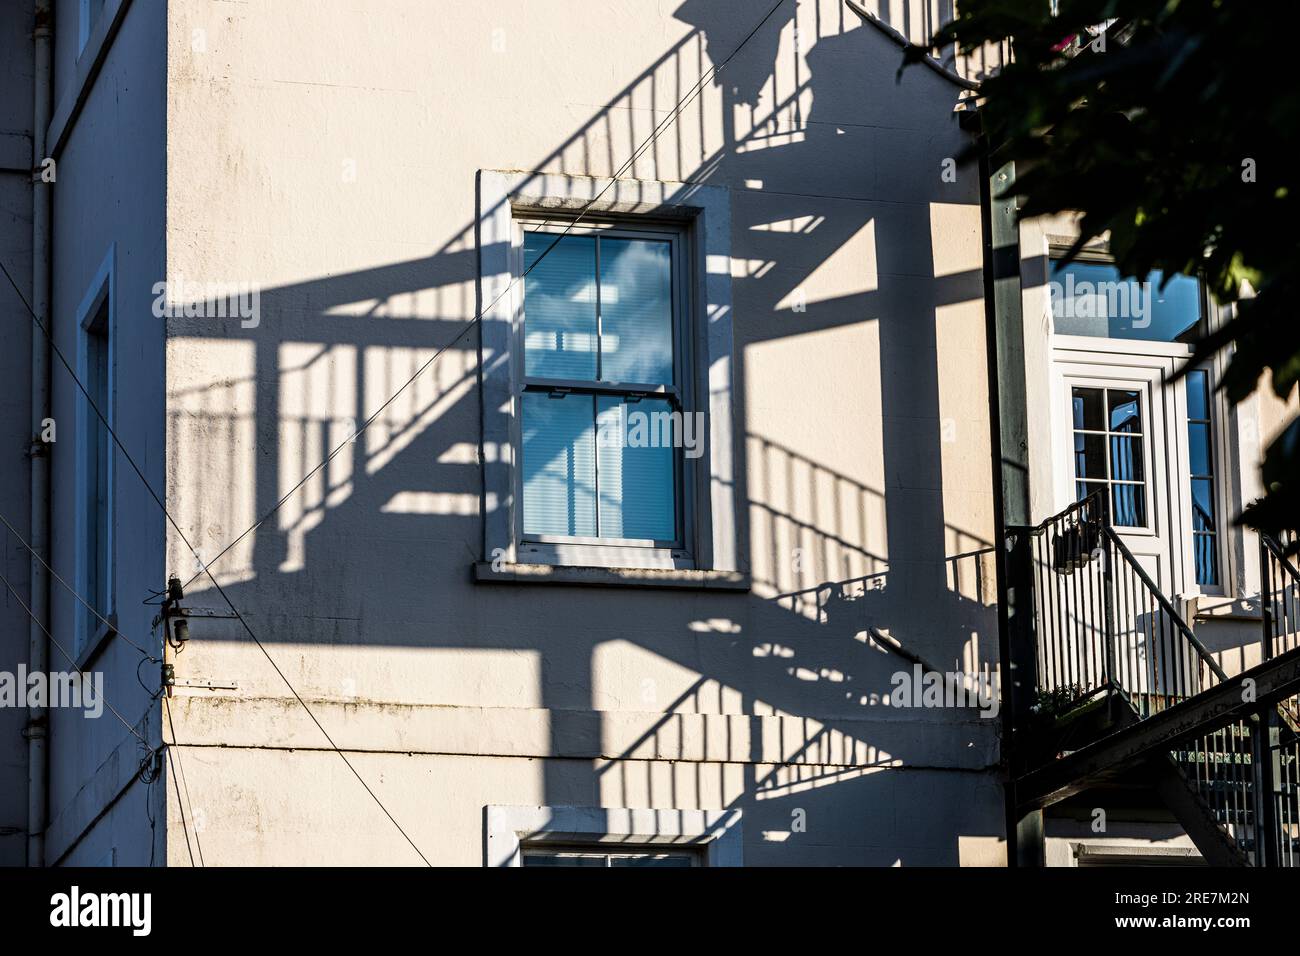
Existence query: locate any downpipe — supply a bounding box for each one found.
[26,0,52,868]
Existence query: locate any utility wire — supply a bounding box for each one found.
[0,0,789,868]
[0,565,149,748]
[0,509,156,661]
[5,513,210,867]
[0,258,433,865]
[163,695,203,867]
[1,514,193,865]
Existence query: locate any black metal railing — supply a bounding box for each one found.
[1269,693,1300,867]
[1016,497,1300,864]
[1026,490,1226,715]
[1261,532,1300,661]
[1175,719,1255,855]
[1260,533,1300,865]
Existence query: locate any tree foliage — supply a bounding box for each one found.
[912,0,1297,541]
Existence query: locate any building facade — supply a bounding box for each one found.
[0,0,1293,867]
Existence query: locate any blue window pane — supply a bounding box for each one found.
[1188,423,1212,477]
[1112,484,1146,527]
[1191,478,1216,532]
[522,392,597,536]
[1194,533,1219,587]
[1075,433,1107,479]
[1072,387,1104,431]
[523,233,598,380]
[1108,390,1142,433]
[599,239,673,385]
[1051,260,1201,342]
[1109,436,1144,482]
[1186,369,1210,421]
[596,396,676,541]
[1077,481,1106,504]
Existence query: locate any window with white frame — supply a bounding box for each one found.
[1050,257,1203,343]
[484,805,743,867]
[518,222,689,549]
[1051,251,1228,589]
[476,171,740,580]
[1071,385,1148,527]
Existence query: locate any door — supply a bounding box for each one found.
[1044,253,1222,603]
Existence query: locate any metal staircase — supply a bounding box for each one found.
[1005,491,1300,865]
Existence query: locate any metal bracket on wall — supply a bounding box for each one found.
[171,678,240,693]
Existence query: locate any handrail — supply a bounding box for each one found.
[1021,489,1226,711]
[1025,492,1097,535]
[1262,532,1300,588]
[1106,528,1228,683]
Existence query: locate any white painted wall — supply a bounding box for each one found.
[153,0,1003,866]
[10,0,1289,869]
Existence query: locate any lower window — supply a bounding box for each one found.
[521,845,700,867]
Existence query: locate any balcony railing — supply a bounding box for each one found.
[1026,490,1226,716]
[1013,494,1300,864]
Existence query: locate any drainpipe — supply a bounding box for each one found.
[974,120,1043,866]
[27,0,52,868]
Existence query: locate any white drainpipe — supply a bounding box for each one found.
[27,0,52,868]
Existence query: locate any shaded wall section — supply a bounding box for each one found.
[0,0,35,868]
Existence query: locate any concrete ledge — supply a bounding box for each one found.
[473,561,750,591]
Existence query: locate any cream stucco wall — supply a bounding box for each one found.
[152,0,1002,866]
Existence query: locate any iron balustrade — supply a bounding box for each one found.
[1025,489,1226,715]
[1014,496,1300,864]
[1261,532,1300,661]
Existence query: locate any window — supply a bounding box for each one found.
[76,252,115,654]
[519,224,686,546]
[1185,368,1220,587]
[521,846,699,867]
[1071,386,1147,527]
[476,171,741,581]
[1050,258,1202,342]
[484,805,743,867]
[79,0,107,54]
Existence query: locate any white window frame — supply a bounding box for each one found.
[74,246,116,659]
[476,170,742,583]
[1035,236,1251,600]
[1053,253,1229,593]
[1065,379,1157,533]
[484,805,742,868]
[513,218,694,555]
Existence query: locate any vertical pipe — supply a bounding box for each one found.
[27,0,53,868]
